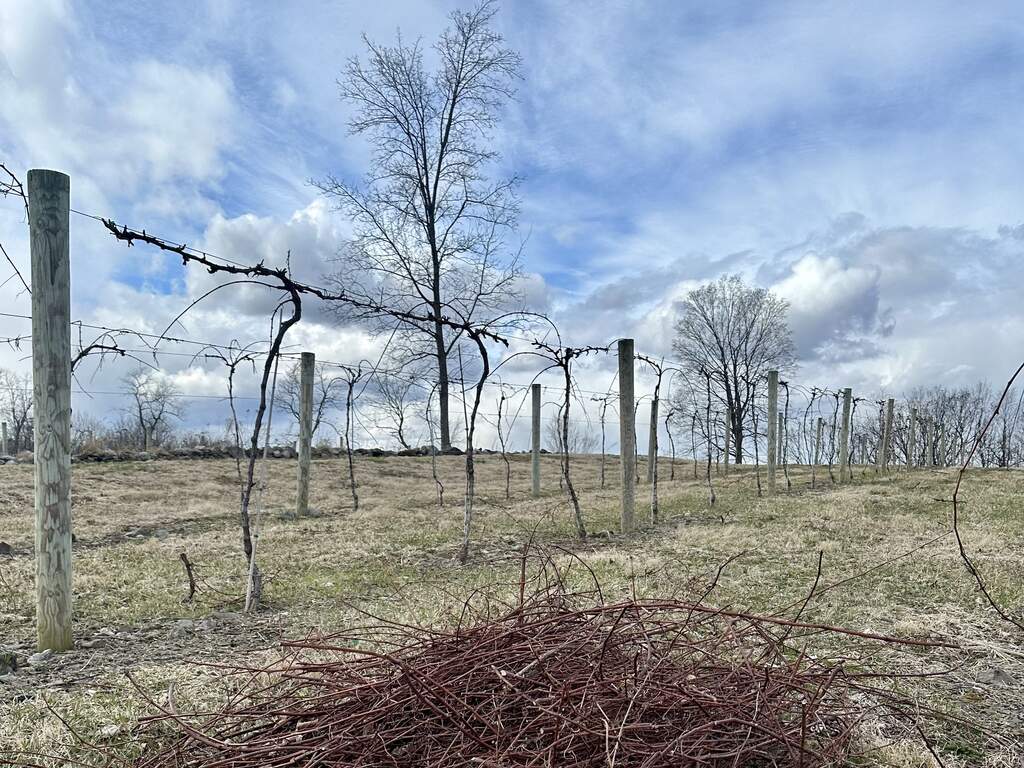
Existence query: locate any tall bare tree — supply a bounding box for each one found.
[317,0,522,452]
[279,359,345,438]
[123,368,183,450]
[672,275,795,463]
[372,369,423,450]
[0,368,32,453]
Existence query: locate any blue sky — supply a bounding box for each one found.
[3,0,1024,445]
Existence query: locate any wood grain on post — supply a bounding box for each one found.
[838,388,852,481]
[1,421,7,455]
[646,397,658,483]
[766,370,778,494]
[776,412,784,471]
[29,169,73,653]
[296,351,314,516]
[531,383,541,497]
[618,339,635,532]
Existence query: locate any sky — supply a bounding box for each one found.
[2,0,1024,450]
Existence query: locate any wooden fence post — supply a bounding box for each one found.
[531,383,541,497]
[29,169,73,653]
[777,411,784,471]
[766,370,778,494]
[646,397,658,484]
[296,351,314,516]
[1,421,7,455]
[618,339,635,532]
[907,407,917,469]
[839,388,852,481]
[877,398,894,472]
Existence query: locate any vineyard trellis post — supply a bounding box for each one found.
[813,416,823,487]
[29,168,73,653]
[296,351,314,516]
[647,397,658,484]
[776,411,784,477]
[878,397,894,473]
[618,339,635,532]
[907,406,917,469]
[531,383,541,497]
[839,388,852,481]
[766,370,778,495]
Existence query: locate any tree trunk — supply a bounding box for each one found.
[732,410,744,464]
[433,314,451,452]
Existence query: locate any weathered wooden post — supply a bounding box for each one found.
[777,411,784,469]
[907,407,917,469]
[937,424,947,468]
[646,398,658,483]
[1,421,7,455]
[531,383,541,497]
[766,370,778,495]
[878,398,894,472]
[295,351,314,516]
[29,169,73,653]
[839,388,852,481]
[812,416,822,487]
[618,339,635,532]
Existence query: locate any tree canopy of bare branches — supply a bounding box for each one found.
[122,368,184,451]
[279,359,346,438]
[316,0,523,452]
[0,368,32,453]
[672,275,795,463]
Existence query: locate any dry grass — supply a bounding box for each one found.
[1,453,1022,766]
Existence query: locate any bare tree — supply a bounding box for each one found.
[0,368,32,453]
[122,368,183,451]
[279,359,345,438]
[372,370,423,450]
[317,0,522,452]
[672,275,795,463]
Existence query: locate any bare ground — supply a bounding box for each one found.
[1,454,1022,765]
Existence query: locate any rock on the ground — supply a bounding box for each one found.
[28,649,53,666]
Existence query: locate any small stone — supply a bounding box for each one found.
[0,542,13,556]
[0,651,17,675]
[98,724,122,738]
[977,667,1016,686]
[28,649,53,666]
[169,619,195,638]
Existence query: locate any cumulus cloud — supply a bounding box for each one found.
[772,253,882,355]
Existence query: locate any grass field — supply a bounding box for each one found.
[1,454,1022,765]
